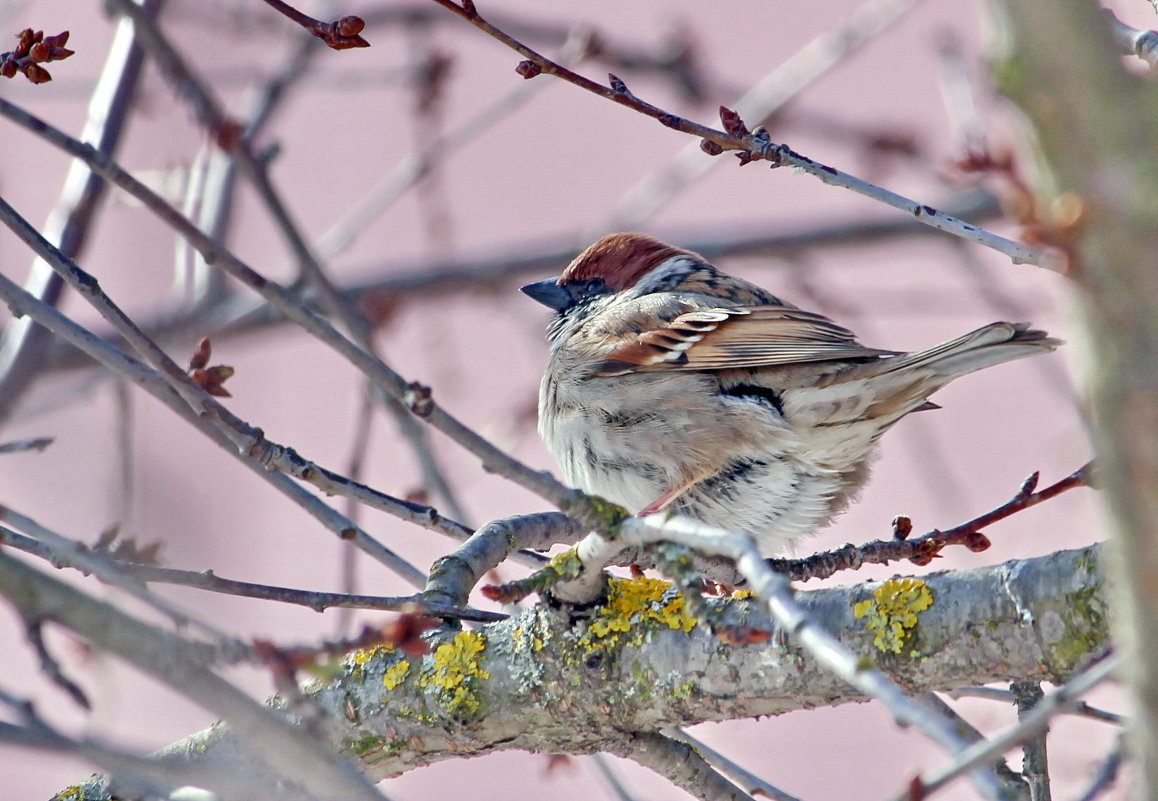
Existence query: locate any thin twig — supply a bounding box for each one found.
[907,653,1122,801]
[25,619,90,710]
[769,463,1094,581]
[0,506,234,642]
[0,260,430,587]
[597,0,926,233]
[260,0,369,49]
[607,731,759,801]
[0,551,392,801]
[1104,9,1158,68]
[0,524,501,622]
[0,95,592,524]
[661,727,804,801]
[1071,734,1124,801]
[427,0,1054,268]
[946,687,1124,725]
[1012,681,1053,801]
[0,436,53,453]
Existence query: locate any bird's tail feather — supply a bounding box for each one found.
[883,322,1060,379]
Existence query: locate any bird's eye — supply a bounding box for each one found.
[581,277,606,294]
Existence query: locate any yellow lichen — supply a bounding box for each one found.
[581,576,698,652]
[383,659,411,690]
[853,578,934,655]
[419,630,491,714]
[348,643,394,668]
[52,787,85,801]
[546,548,584,579]
[732,589,755,600]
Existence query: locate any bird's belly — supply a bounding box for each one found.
[539,372,873,554]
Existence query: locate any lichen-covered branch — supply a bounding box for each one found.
[59,545,1106,799]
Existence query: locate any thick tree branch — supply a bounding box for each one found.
[59,545,1107,799]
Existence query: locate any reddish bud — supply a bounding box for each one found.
[42,31,69,48]
[719,105,750,137]
[892,515,913,540]
[188,337,212,371]
[515,59,541,79]
[382,611,437,657]
[699,139,724,156]
[23,63,50,83]
[715,625,772,645]
[29,42,49,61]
[0,60,16,79]
[965,532,991,552]
[336,15,365,36]
[480,584,504,601]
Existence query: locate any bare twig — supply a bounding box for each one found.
[0,260,430,587]
[427,0,1053,268]
[1011,682,1052,801]
[1071,735,1124,801]
[597,0,926,232]
[0,505,234,641]
[946,687,1123,725]
[0,551,393,801]
[0,95,595,526]
[607,731,758,801]
[24,619,90,710]
[769,463,1094,581]
[0,524,500,622]
[260,0,369,49]
[1104,9,1158,68]
[661,727,804,801]
[0,436,53,453]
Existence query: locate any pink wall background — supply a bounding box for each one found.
[0,0,1127,798]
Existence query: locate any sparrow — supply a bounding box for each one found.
[521,233,1060,556]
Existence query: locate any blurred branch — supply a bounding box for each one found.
[0,254,430,587]
[0,94,588,534]
[597,0,926,233]
[0,0,161,426]
[946,687,1123,725]
[606,732,758,801]
[0,550,391,801]
[661,728,804,801]
[0,436,53,453]
[909,654,1121,800]
[987,0,1158,789]
[1104,9,1158,68]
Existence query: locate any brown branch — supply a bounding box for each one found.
[427,0,1050,266]
[260,0,370,49]
[770,463,1095,582]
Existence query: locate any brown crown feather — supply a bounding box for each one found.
[559,233,693,291]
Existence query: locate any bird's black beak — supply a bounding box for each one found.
[520,277,572,311]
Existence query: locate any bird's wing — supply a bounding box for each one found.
[594,305,898,376]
